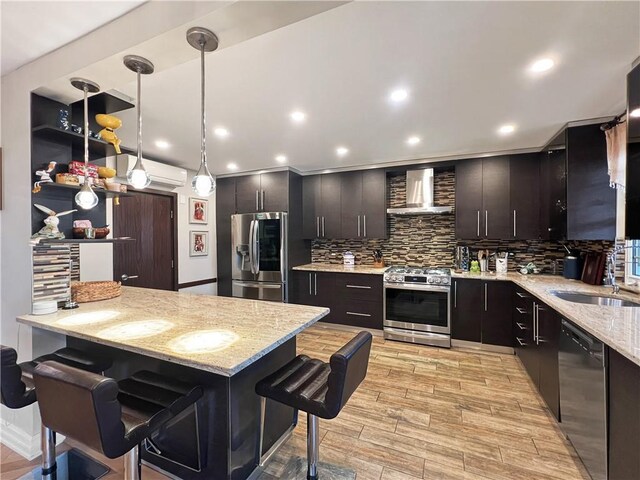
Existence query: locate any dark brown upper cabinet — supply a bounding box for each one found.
[235,171,289,213]
[626,63,640,239]
[302,173,341,239]
[510,153,541,240]
[539,145,568,241]
[340,169,387,239]
[455,159,483,239]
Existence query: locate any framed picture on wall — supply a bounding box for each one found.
[190,230,208,257]
[189,197,208,224]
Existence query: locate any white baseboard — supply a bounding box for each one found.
[0,420,41,460]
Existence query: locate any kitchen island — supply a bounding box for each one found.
[17,287,329,480]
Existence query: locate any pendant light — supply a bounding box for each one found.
[71,78,100,210]
[123,55,154,189]
[187,27,219,197]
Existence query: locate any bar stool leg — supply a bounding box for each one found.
[41,424,57,475]
[258,396,267,466]
[307,413,319,480]
[124,445,140,480]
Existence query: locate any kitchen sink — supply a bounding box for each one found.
[550,290,640,308]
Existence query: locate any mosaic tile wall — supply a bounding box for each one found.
[311,169,615,273]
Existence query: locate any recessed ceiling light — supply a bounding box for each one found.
[290,111,306,123]
[630,108,640,118]
[214,127,229,138]
[226,162,238,171]
[389,88,409,103]
[498,124,516,135]
[323,169,332,174]
[155,139,170,149]
[336,146,349,157]
[275,154,287,163]
[407,136,421,145]
[529,58,555,73]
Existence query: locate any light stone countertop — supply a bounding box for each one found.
[293,263,388,275]
[17,287,329,377]
[453,271,640,366]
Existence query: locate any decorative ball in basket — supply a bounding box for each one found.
[71,281,121,303]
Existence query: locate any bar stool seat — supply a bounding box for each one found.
[256,331,372,479]
[34,361,203,479]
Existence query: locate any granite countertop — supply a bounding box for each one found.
[293,263,388,275]
[453,271,640,366]
[17,287,328,377]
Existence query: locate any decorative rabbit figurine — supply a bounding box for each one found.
[31,204,77,239]
[95,114,122,154]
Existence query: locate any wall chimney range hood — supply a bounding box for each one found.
[387,168,453,215]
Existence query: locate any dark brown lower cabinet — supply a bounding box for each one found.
[608,348,640,480]
[512,288,560,420]
[289,271,382,329]
[451,279,512,347]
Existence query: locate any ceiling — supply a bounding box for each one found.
[32,1,640,174]
[1,0,145,76]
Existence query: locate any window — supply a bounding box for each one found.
[632,240,640,278]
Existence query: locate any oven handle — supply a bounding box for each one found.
[384,284,450,293]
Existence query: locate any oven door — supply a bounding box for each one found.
[383,284,450,334]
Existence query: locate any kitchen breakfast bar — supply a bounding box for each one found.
[16,287,329,480]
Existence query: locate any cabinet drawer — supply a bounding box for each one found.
[335,273,382,300]
[333,299,382,329]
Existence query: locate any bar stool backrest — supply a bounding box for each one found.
[325,331,372,418]
[0,345,36,409]
[34,360,125,458]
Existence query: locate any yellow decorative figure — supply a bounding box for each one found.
[95,114,122,154]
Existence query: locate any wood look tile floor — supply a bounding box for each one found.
[1,324,589,480]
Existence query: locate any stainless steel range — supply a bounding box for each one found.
[383,266,451,348]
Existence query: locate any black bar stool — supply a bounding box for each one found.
[1,344,112,479]
[255,331,372,479]
[33,361,203,480]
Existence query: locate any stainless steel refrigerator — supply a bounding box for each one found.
[231,212,287,302]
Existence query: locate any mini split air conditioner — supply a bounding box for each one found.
[114,154,187,188]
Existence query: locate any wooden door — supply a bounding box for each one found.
[114,191,176,290]
[482,156,510,239]
[455,159,483,239]
[361,169,387,239]
[235,174,261,213]
[513,290,538,385]
[320,174,342,238]
[260,171,289,212]
[302,176,321,239]
[314,272,337,323]
[451,279,482,342]
[340,171,363,239]
[216,177,236,297]
[289,270,314,306]
[537,303,560,420]
[481,281,513,347]
[510,153,541,239]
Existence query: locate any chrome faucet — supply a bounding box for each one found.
[606,244,635,294]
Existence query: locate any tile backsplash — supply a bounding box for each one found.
[311,169,614,273]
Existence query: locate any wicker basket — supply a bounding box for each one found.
[71,281,121,303]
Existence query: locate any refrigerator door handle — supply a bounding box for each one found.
[233,281,282,289]
[248,220,256,274]
[253,219,260,274]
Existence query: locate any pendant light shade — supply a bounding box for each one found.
[187,27,219,197]
[123,55,154,189]
[70,78,100,210]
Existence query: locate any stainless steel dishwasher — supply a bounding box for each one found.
[558,319,607,480]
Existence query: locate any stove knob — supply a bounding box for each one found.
[441,277,450,285]
[428,277,434,284]
[433,277,441,284]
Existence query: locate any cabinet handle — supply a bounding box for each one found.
[256,190,259,211]
[316,217,320,237]
[516,322,528,330]
[485,210,488,237]
[515,307,528,314]
[516,292,529,298]
[322,217,325,237]
[346,312,371,317]
[346,285,371,289]
[484,283,488,312]
[261,190,265,211]
[314,274,317,295]
[357,215,361,237]
[309,273,312,296]
[454,281,457,308]
[363,215,367,237]
[533,302,538,344]
[516,337,528,347]
[476,211,480,237]
[513,210,517,238]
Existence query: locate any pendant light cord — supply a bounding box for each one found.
[200,43,207,168]
[137,68,143,164]
[83,85,89,183]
